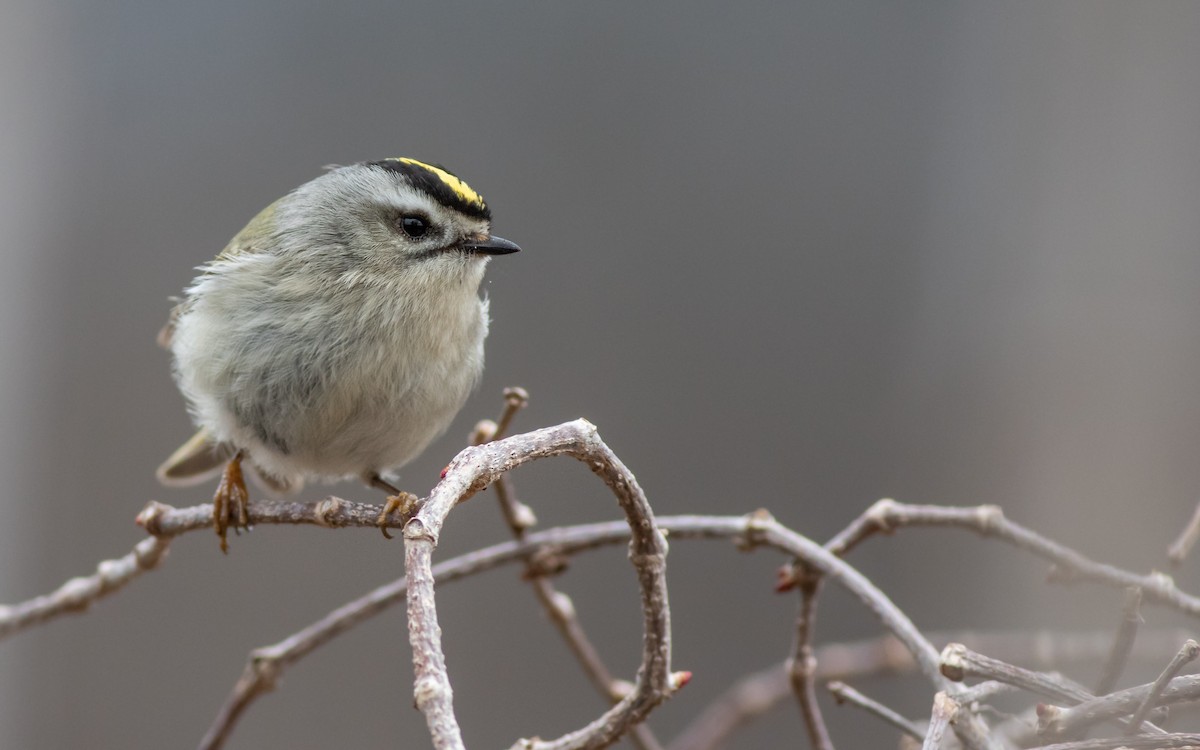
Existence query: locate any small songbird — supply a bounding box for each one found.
[157,158,519,550]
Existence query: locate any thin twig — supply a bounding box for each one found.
[1167,500,1200,565]
[188,504,1199,748]
[1038,673,1200,739]
[137,496,405,536]
[477,395,664,750]
[714,511,943,687]
[828,499,1200,616]
[197,533,574,750]
[403,420,675,750]
[940,643,1097,705]
[922,692,957,750]
[136,496,1200,619]
[200,521,665,749]
[727,515,1000,750]
[665,662,785,750]
[827,680,923,741]
[941,642,1166,734]
[1126,639,1200,734]
[137,493,1200,748]
[0,536,171,640]
[493,386,530,443]
[197,506,955,749]
[666,628,1194,750]
[789,571,834,750]
[1093,587,1143,696]
[1027,733,1200,750]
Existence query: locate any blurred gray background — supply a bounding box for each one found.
[2,1,1199,747]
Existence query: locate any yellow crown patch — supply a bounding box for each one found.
[370,157,490,220]
[393,158,485,209]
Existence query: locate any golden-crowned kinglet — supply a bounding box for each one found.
[157,157,519,550]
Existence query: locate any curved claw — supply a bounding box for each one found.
[376,492,418,541]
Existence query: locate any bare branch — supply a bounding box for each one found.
[789,572,834,750]
[667,628,1193,750]
[921,692,957,750]
[1167,499,1200,565]
[402,420,675,750]
[665,662,785,750]
[0,536,171,640]
[1093,587,1143,696]
[200,521,663,749]
[476,395,664,750]
[1126,639,1200,734]
[693,514,1002,750]
[828,499,1200,616]
[827,680,924,741]
[942,641,1174,740]
[1027,733,1200,750]
[940,643,1099,706]
[493,386,530,442]
[137,495,403,537]
[22,393,1200,750]
[183,496,1199,749]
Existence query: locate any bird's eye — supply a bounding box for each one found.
[400,215,430,239]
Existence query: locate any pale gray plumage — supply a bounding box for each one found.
[160,159,517,497]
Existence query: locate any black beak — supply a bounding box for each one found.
[462,235,521,255]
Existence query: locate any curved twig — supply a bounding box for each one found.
[402,419,675,750]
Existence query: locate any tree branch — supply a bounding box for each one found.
[0,536,170,640]
[827,680,924,741]
[475,394,664,750]
[402,419,676,750]
[828,499,1200,615]
[1093,587,1143,696]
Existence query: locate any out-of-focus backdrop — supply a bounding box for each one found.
[2,2,1199,747]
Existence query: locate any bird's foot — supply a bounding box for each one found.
[213,451,250,553]
[377,492,420,539]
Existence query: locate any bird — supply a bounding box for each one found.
[156,157,519,551]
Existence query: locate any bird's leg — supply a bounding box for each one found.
[370,473,419,540]
[213,450,249,554]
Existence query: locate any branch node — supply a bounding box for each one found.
[864,497,899,533]
[973,504,1005,530]
[413,675,443,709]
[131,537,169,570]
[135,501,172,535]
[250,652,282,692]
[1036,703,1063,734]
[59,577,96,612]
[511,503,538,531]
[96,560,121,591]
[403,517,434,543]
[471,419,498,445]
[1147,570,1177,597]
[503,387,529,408]
[939,643,967,682]
[313,496,348,528]
[736,509,775,550]
[521,547,569,579]
[547,590,575,618]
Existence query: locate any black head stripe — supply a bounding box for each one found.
[368,158,491,221]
